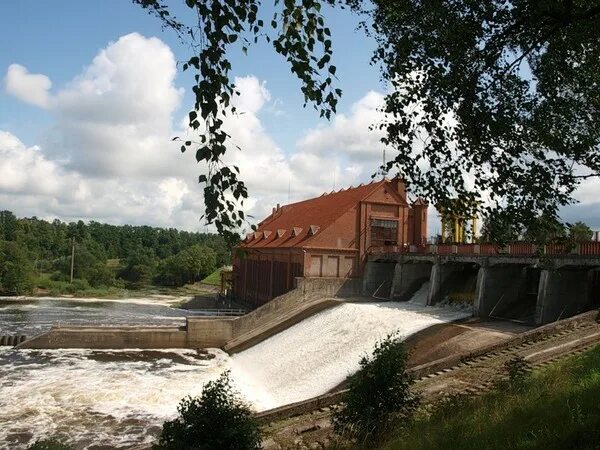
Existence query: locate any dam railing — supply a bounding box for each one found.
[369,241,600,257]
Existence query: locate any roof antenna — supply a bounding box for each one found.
[382,149,388,177]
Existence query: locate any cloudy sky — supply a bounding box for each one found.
[1,2,598,235]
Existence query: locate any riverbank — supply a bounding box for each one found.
[377,343,600,450]
[0,282,219,303]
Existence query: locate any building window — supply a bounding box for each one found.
[371,218,398,246]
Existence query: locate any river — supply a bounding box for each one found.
[0,292,470,449]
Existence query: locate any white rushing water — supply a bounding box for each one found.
[0,348,231,448]
[0,291,470,448]
[230,295,469,410]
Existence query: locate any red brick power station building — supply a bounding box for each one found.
[233,177,428,306]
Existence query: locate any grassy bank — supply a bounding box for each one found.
[377,345,600,450]
[201,266,226,286]
[28,273,217,299]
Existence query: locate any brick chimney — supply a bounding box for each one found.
[390,175,407,200]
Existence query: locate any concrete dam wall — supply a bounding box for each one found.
[365,254,600,325]
[18,277,362,350]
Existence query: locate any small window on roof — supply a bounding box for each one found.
[292,227,303,237]
[309,225,320,235]
[277,229,286,238]
[263,231,272,239]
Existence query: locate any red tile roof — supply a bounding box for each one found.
[241,179,402,249]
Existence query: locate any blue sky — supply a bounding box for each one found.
[0,1,598,232]
[0,0,401,233]
[0,1,380,151]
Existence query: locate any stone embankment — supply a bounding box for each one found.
[17,278,362,351]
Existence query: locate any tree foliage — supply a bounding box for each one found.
[0,240,34,295]
[523,213,567,244]
[479,211,522,243]
[0,210,228,292]
[135,1,600,238]
[154,371,261,450]
[155,244,217,286]
[332,334,420,443]
[568,221,593,242]
[135,0,341,241]
[364,0,600,232]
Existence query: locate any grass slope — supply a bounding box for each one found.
[202,267,225,286]
[380,345,600,450]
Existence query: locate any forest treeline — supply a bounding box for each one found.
[0,210,233,295]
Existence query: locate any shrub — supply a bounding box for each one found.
[84,262,115,288]
[332,333,421,443]
[504,356,531,389]
[154,371,261,450]
[27,439,71,450]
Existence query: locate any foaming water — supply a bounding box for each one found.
[230,299,470,410]
[0,347,229,449]
[0,295,470,448]
[0,297,215,335]
[408,281,430,306]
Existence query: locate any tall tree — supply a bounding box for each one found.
[0,241,34,295]
[569,221,593,242]
[135,1,600,240]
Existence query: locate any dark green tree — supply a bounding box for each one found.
[332,334,420,443]
[118,246,157,285]
[85,263,116,288]
[523,214,567,244]
[135,0,600,238]
[568,221,593,242]
[0,210,20,241]
[479,212,522,243]
[154,371,261,450]
[0,241,34,295]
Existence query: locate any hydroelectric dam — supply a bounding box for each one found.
[3,243,600,448]
[12,242,600,352]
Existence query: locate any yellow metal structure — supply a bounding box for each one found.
[439,203,478,243]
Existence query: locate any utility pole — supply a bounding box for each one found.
[70,237,75,283]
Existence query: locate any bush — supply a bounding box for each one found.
[332,334,420,443]
[504,356,531,389]
[27,439,71,450]
[84,262,115,288]
[154,371,261,450]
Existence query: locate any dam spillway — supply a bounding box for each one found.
[230,296,469,410]
[0,293,469,448]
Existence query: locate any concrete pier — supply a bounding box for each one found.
[535,268,595,325]
[391,262,432,301]
[474,266,528,319]
[366,253,600,324]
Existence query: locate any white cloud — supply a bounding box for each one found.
[6,32,595,236]
[4,64,52,108]
[297,90,386,162]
